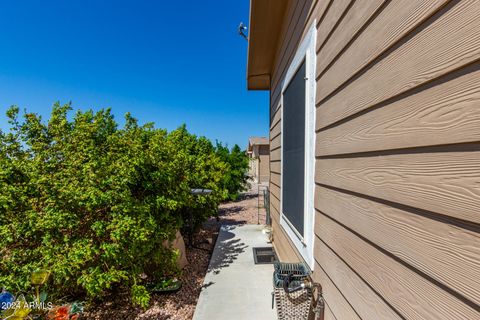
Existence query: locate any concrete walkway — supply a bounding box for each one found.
[193,224,276,320]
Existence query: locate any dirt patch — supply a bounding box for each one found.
[83,229,215,320]
[208,186,267,227]
[84,186,267,319]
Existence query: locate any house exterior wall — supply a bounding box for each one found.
[248,144,270,183]
[258,145,270,183]
[268,0,480,319]
[248,156,257,181]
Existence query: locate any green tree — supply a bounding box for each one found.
[0,104,233,308]
[215,142,250,200]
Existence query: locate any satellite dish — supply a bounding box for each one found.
[238,22,248,41]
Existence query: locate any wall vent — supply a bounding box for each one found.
[253,247,277,264]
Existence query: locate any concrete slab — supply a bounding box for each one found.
[193,224,276,320]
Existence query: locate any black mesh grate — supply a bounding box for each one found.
[253,247,277,264]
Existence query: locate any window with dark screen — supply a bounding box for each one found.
[282,60,306,237]
[279,22,316,268]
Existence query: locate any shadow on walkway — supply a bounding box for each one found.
[207,225,248,274]
[192,224,276,320]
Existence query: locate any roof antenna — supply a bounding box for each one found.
[238,22,248,42]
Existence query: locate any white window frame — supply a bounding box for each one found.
[280,22,316,269]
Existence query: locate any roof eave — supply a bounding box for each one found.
[246,0,289,90]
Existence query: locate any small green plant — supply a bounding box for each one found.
[131,285,150,309]
[146,278,182,292]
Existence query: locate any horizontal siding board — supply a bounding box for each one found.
[270,184,302,263]
[271,217,289,261]
[270,119,281,134]
[316,213,480,319]
[270,190,280,215]
[270,182,281,204]
[315,0,353,52]
[316,0,450,105]
[269,0,326,120]
[316,0,386,76]
[270,134,281,150]
[271,200,280,218]
[314,238,400,319]
[270,98,281,121]
[311,260,362,320]
[312,0,332,28]
[270,160,281,174]
[270,206,279,221]
[270,0,302,97]
[316,65,480,155]
[304,0,321,41]
[271,210,302,262]
[270,132,281,145]
[323,304,337,320]
[270,121,281,141]
[305,0,320,27]
[317,0,480,129]
[270,90,280,116]
[270,172,281,187]
[271,0,325,108]
[269,0,480,318]
[270,106,281,128]
[270,147,281,162]
[315,185,480,305]
[316,151,480,224]
[271,0,309,93]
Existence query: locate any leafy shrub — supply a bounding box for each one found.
[215,143,249,201]
[0,104,243,307]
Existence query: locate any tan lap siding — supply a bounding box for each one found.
[315,185,480,306]
[315,0,353,52]
[268,0,480,318]
[315,0,452,103]
[316,152,480,224]
[270,0,330,112]
[311,260,361,320]
[315,0,386,76]
[270,161,280,175]
[315,214,479,319]
[268,0,317,267]
[270,172,280,188]
[316,0,480,130]
[314,239,401,319]
[312,0,480,318]
[268,0,400,317]
[270,126,281,150]
[270,195,302,263]
[270,0,312,111]
[316,65,480,156]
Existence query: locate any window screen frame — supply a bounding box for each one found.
[279,22,316,269]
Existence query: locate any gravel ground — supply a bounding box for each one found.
[84,184,267,320]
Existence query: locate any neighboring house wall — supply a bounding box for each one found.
[248,142,270,183]
[258,145,270,183]
[248,156,257,181]
[269,0,480,319]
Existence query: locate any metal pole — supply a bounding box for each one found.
[257,183,260,225]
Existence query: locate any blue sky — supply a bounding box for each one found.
[0,0,268,149]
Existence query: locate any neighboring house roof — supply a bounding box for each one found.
[247,136,269,152]
[246,0,288,90]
